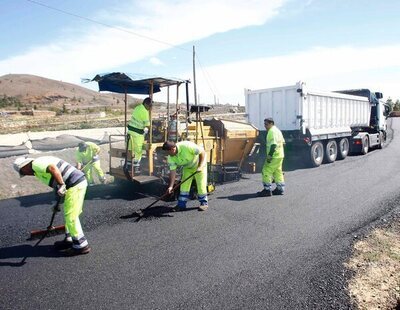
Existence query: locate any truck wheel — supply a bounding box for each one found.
[310,142,324,167]
[337,138,349,160]
[324,140,337,163]
[361,136,369,155]
[377,132,384,149]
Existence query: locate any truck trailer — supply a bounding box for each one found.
[245,81,391,167]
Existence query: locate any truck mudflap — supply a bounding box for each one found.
[350,133,369,154]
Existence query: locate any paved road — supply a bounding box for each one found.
[1,119,400,309]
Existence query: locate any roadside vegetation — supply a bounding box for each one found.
[346,217,400,309]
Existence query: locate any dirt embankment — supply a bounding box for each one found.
[1,143,110,200]
[346,216,400,309]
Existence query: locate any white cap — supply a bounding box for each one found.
[13,157,34,177]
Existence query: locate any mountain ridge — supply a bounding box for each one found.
[0,73,129,108]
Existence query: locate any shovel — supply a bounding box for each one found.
[134,171,199,218]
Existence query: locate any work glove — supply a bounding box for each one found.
[92,155,99,161]
[56,184,67,197]
[266,155,272,163]
[166,186,174,195]
[196,165,204,172]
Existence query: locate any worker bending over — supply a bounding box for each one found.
[163,141,209,211]
[13,156,91,256]
[76,141,106,185]
[257,117,286,197]
[127,97,152,174]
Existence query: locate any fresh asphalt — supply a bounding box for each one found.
[1,119,400,309]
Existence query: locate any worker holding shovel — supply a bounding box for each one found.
[162,141,209,211]
[13,156,91,256]
[76,141,106,185]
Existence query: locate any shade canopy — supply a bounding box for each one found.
[91,72,188,95]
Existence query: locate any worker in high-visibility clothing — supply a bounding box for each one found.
[76,141,106,185]
[163,140,209,211]
[13,156,91,256]
[127,97,152,174]
[257,117,286,197]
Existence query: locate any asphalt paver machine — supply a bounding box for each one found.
[91,72,259,196]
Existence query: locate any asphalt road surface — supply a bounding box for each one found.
[1,119,400,309]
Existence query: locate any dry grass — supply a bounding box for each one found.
[345,220,400,309]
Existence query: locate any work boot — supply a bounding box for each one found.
[198,204,208,211]
[54,238,73,251]
[171,205,186,212]
[63,245,91,256]
[256,189,272,197]
[272,188,284,195]
[133,166,141,175]
[100,176,106,184]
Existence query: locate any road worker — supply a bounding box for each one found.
[13,156,91,256]
[257,117,286,197]
[76,141,106,185]
[163,140,209,211]
[127,97,152,174]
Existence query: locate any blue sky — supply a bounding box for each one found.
[1,0,400,105]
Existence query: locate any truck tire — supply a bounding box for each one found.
[324,140,338,163]
[361,136,369,155]
[377,132,384,149]
[310,142,324,167]
[337,138,349,160]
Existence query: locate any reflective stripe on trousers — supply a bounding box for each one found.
[177,164,208,207]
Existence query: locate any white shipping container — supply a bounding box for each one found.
[245,82,371,137]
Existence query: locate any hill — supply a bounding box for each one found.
[0,74,245,134]
[0,74,129,110]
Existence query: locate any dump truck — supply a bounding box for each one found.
[245,81,391,167]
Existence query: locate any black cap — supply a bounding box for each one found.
[162,141,176,151]
[143,97,153,106]
[78,142,87,152]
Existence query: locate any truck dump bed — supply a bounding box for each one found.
[245,82,371,136]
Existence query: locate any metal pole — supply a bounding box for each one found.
[124,90,127,137]
[148,81,154,175]
[193,46,199,143]
[166,86,170,141]
[175,83,180,142]
[185,81,190,138]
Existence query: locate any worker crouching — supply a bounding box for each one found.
[163,141,209,211]
[76,141,106,185]
[13,156,91,256]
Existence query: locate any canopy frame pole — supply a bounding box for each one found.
[148,80,154,175]
[175,83,181,142]
[185,81,190,138]
[124,89,127,138]
[166,86,170,141]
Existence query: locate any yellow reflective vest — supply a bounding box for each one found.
[266,125,285,158]
[167,141,203,171]
[75,142,100,165]
[128,103,150,130]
